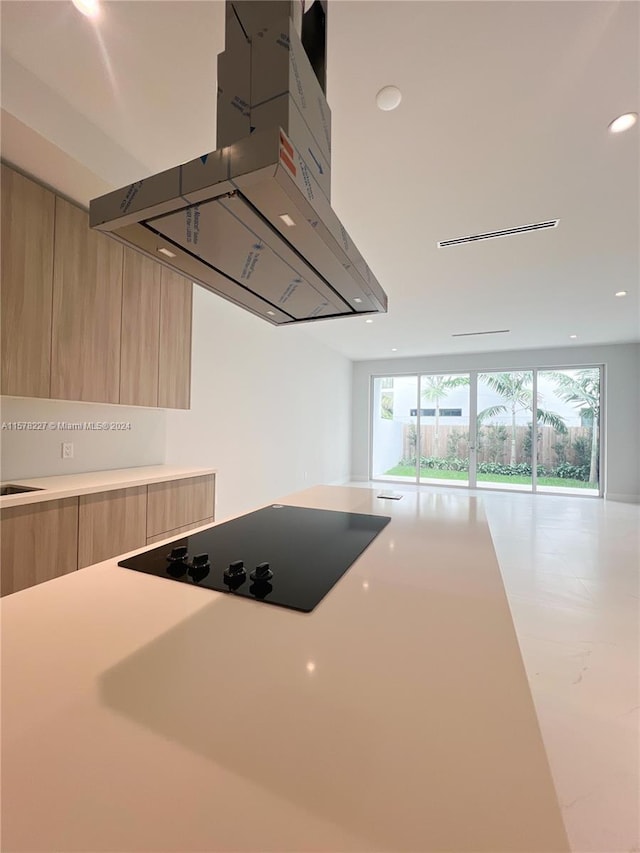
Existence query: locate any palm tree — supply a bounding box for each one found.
[547,369,600,483]
[477,372,567,466]
[421,375,470,457]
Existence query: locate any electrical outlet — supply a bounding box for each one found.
[61,442,74,459]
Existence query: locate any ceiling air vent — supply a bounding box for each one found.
[438,220,559,248]
[452,329,510,337]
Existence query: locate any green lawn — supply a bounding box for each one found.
[383,465,595,490]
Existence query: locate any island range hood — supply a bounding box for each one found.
[89,0,387,325]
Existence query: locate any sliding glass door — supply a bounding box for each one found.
[536,368,601,495]
[476,371,534,492]
[418,374,471,487]
[371,365,602,497]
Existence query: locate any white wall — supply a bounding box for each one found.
[352,343,640,502]
[164,286,352,520]
[0,397,166,480]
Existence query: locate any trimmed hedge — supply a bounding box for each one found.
[397,456,591,482]
[554,462,590,481]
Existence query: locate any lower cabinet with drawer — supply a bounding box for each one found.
[147,475,215,541]
[78,486,147,569]
[146,517,214,546]
[0,498,79,596]
[1,474,216,596]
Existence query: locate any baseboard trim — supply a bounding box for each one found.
[605,493,640,504]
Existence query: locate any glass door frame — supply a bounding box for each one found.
[469,370,478,488]
[533,363,605,499]
[369,364,604,498]
[417,370,476,489]
[474,367,536,494]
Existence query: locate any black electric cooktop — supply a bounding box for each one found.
[119,504,391,612]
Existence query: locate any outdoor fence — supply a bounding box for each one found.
[402,424,593,467]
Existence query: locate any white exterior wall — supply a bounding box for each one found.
[379,374,591,427]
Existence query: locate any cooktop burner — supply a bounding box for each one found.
[119,504,391,612]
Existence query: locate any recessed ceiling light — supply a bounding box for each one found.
[279,213,295,227]
[376,85,402,111]
[615,290,628,297]
[306,661,316,674]
[353,297,363,303]
[266,310,276,316]
[391,348,398,352]
[71,0,100,18]
[569,334,578,339]
[608,113,638,133]
[157,247,176,258]
[365,319,373,324]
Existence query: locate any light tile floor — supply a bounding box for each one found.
[349,481,640,853]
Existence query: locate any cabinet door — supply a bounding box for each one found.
[51,197,123,403]
[1,165,55,397]
[78,486,147,569]
[158,268,192,409]
[120,248,162,406]
[147,475,215,538]
[1,498,79,596]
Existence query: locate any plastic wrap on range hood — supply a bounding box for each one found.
[89,1,387,326]
[90,128,387,324]
[147,194,349,320]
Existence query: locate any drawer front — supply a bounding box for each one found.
[146,475,215,538]
[146,517,214,546]
[78,487,147,569]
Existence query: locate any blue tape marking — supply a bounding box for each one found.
[290,146,330,205]
[290,96,330,169]
[307,148,323,174]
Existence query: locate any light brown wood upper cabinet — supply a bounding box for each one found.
[1,165,55,397]
[0,498,79,596]
[120,248,162,407]
[1,165,193,409]
[158,268,192,410]
[51,197,123,404]
[78,486,147,569]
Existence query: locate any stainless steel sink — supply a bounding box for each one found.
[0,485,43,496]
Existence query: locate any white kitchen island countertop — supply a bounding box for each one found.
[0,485,569,852]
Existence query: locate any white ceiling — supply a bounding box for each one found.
[1,0,638,361]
